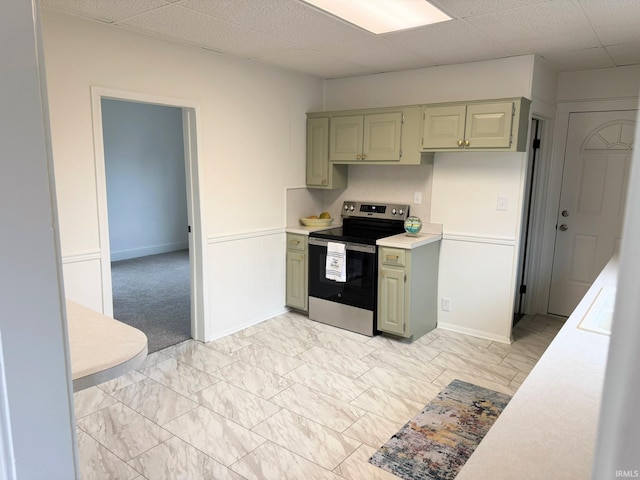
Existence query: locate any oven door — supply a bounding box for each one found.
[307,237,378,335]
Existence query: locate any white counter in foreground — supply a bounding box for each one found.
[456,257,617,480]
[376,232,441,249]
[67,300,148,392]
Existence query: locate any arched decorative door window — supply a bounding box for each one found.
[581,120,635,152]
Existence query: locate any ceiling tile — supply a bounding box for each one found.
[466,0,601,55]
[538,47,615,71]
[431,0,552,18]
[606,42,640,67]
[177,0,372,48]
[119,4,297,58]
[41,0,640,77]
[577,0,640,45]
[41,0,169,23]
[384,19,510,66]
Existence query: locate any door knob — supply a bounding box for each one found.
[559,224,568,231]
[561,210,569,217]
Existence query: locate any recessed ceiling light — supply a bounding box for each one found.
[302,0,451,34]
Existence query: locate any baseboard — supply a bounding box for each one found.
[437,321,513,344]
[203,307,289,343]
[110,242,188,262]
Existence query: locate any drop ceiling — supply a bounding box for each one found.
[41,0,640,79]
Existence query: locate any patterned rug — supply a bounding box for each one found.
[369,379,511,480]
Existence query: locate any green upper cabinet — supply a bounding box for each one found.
[306,116,347,190]
[465,102,514,148]
[330,112,403,162]
[421,105,467,149]
[329,115,363,161]
[421,98,531,152]
[307,106,428,168]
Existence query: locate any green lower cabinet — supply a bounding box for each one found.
[377,242,439,340]
[286,233,308,311]
[378,265,406,336]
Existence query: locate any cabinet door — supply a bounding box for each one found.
[362,112,403,161]
[377,266,405,336]
[422,105,466,149]
[306,117,329,187]
[330,115,363,161]
[286,250,307,311]
[465,102,513,149]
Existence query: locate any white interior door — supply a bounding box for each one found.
[548,110,636,316]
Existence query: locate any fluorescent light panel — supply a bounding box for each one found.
[303,0,451,34]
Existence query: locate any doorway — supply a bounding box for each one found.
[548,110,636,316]
[102,99,190,352]
[91,87,207,345]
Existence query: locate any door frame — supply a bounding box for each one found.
[513,117,542,319]
[536,98,639,316]
[90,86,208,341]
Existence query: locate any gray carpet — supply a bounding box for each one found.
[111,249,191,353]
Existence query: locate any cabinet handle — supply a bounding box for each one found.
[385,255,399,262]
[464,140,470,147]
[291,240,300,245]
[322,179,327,185]
[457,140,464,147]
[356,154,362,160]
[362,154,367,160]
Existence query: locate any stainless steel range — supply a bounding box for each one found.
[308,201,410,336]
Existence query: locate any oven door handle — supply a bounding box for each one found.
[308,237,376,254]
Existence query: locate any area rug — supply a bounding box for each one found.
[368,379,511,480]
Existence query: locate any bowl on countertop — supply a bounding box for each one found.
[300,217,333,227]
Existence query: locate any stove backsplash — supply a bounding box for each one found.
[286,163,433,226]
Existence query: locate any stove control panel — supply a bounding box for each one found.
[341,201,410,221]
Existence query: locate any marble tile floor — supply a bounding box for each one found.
[74,312,564,480]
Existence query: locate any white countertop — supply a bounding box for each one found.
[456,256,617,479]
[376,232,441,249]
[67,300,148,392]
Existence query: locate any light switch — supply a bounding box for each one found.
[497,195,509,211]
[413,191,422,204]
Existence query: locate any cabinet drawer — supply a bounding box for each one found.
[380,247,405,266]
[287,234,307,252]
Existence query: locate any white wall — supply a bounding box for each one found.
[324,56,536,342]
[323,163,435,221]
[41,11,324,338]
[0,1,77,477]
[102,99,188,261]
[323,55,535,110]
[557,65,640,102]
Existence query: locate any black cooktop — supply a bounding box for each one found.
[310,219,405,245]
[309,201,409,245]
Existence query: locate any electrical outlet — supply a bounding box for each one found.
[413,191,422,204]
[497,195,509,211]
[441,297,451,312]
